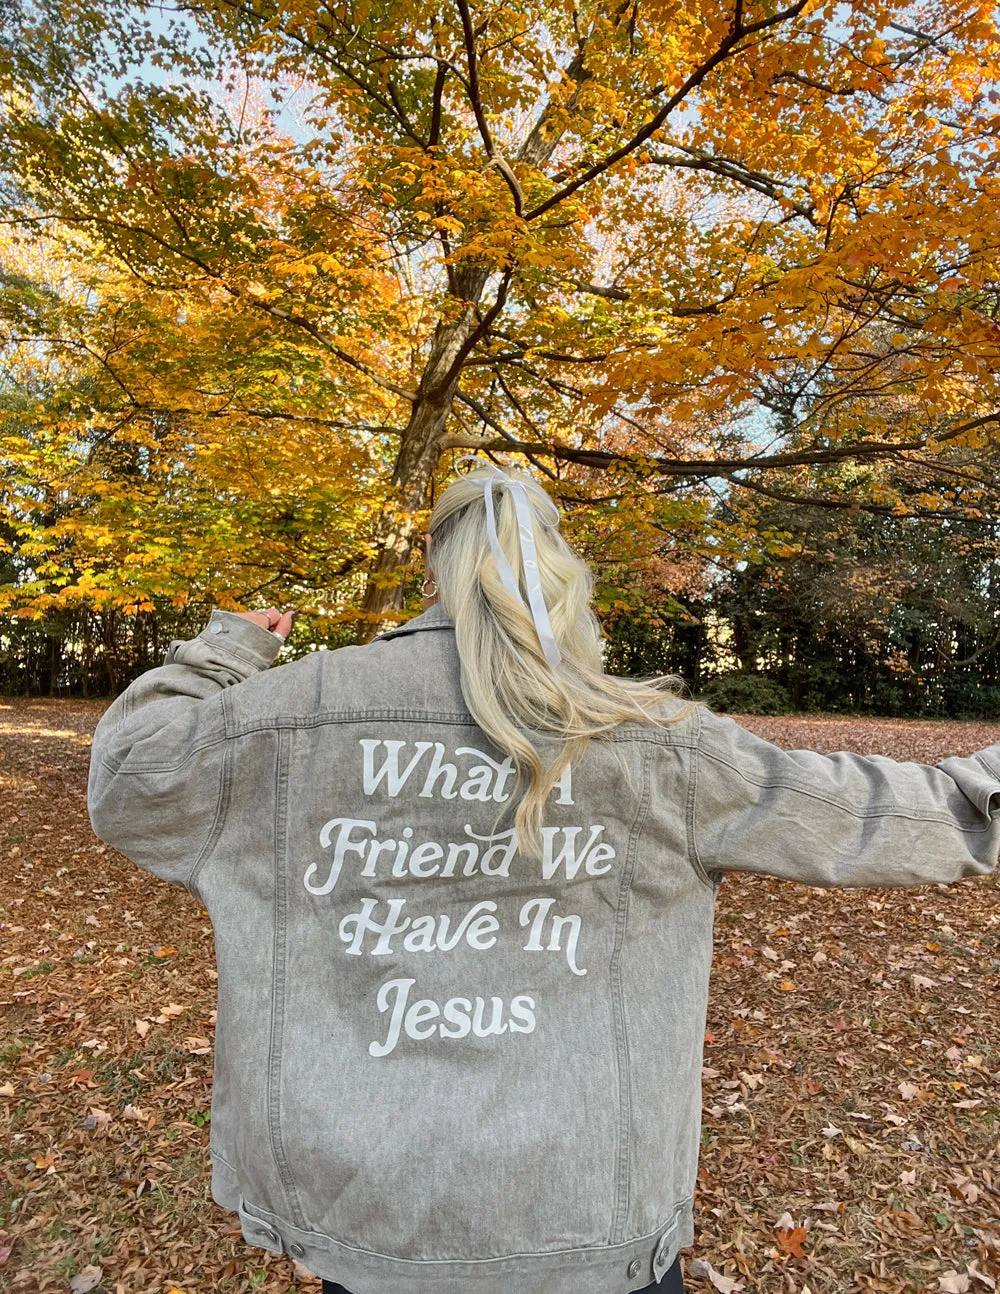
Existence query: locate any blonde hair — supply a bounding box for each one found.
[425,461,697,863]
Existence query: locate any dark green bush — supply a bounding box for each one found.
[932,674,1000,721]
[697,672,793,715]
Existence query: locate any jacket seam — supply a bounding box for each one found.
[205,640,274,671]
[698,745,992,826]
[228,713,700,746]
[973,750,1000,787]
[375,623,455,641]
[211,1145,238,1174]
[234,1183,693,1265]
[609,743,653,1245]
[169,628,273,673]
[98,726,228,774]
[268,727,307,1229]
[687,709,722,893]
[186,737,231,901]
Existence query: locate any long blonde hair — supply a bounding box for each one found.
[425,460,697,863]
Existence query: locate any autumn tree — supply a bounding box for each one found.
[706,448,1000,712]
[2,0,1000,637]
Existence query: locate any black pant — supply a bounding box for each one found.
[321,1255,684,1293]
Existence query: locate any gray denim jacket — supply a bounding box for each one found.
[87,603,1000,1293]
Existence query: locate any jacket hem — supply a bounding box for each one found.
[210,1151,694,1293]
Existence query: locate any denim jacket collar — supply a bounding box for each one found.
[375,602,454,641]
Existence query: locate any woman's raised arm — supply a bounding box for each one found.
[692,706,1000,890]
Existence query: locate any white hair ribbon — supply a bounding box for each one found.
[454,456,563,668]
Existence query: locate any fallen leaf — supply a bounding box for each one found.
[80,1108,112,1133]
[778,1225,808,1257]
[69,1264,103,1292]
[689,1258,746,1292]
[949,1175,980,1203]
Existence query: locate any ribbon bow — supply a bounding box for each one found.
[454,456,563,668]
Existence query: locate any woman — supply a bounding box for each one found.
[88,459,1000,1294]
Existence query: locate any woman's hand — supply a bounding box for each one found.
[234,607,298,641]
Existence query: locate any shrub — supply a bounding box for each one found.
[697,672,793,715]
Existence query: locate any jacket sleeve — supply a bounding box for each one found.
[87,609,284,890]
[692,704,1000,889]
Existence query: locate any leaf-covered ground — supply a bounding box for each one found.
[2,698,998,1294]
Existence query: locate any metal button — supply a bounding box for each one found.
[289,1243,305,1259]
[627,1258,642,1278]
[656,1236,672,1264]
[209,622,223,634]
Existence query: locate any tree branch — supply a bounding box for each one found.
[525,0,811,222]
[435,433,994,480]
[647,145,818,224]
[456,0,524,215]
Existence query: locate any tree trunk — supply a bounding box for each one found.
[358,272,489,640]
[355,52,594,642]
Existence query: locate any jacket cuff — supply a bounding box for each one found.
[164,609,285,678]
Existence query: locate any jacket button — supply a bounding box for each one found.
[209,622,223,634]
[289,1243,305,1259]
[656,1236,672,1265]
[627,1258,642,1278]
